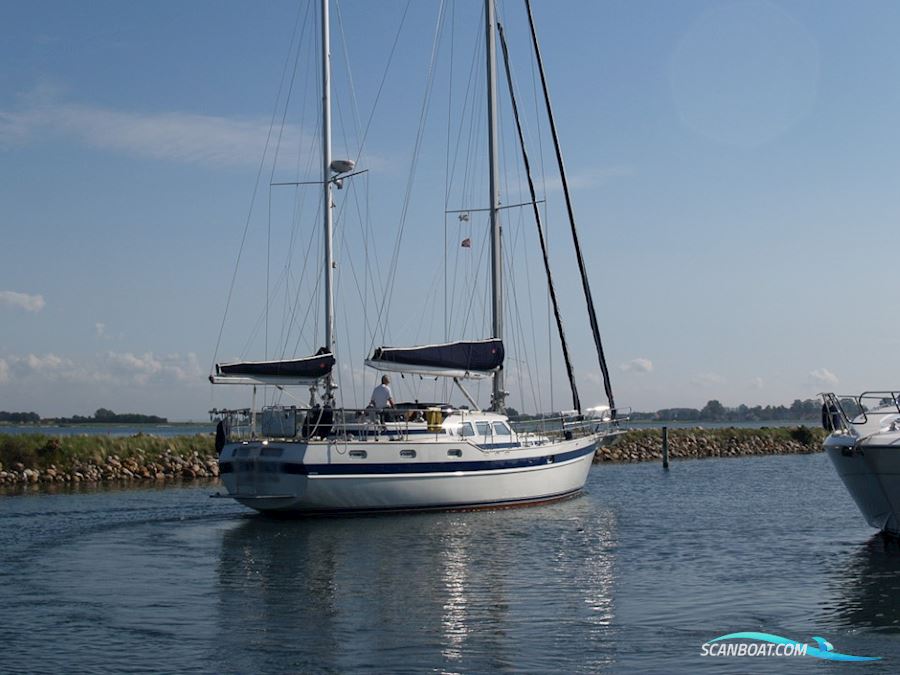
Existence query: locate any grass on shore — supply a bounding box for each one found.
[0,433,215,471]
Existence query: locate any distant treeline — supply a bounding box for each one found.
[508,398,865,423]
[0,408,167,425]
[0,411,41,424]
[630,398,863,422]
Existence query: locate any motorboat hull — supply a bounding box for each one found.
[217,435,598,514]
[825,439,900,535]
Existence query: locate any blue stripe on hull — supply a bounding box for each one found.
[281,442,597,476]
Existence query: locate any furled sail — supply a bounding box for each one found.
[211,350,335,385]
[366,339,504,379]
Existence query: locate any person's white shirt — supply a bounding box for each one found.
[370,383,393,409]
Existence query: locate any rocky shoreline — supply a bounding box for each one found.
[0,449,220,486]
[0,426,825,487]
[594,426,825,463]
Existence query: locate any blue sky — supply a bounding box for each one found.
[2,0,900,420]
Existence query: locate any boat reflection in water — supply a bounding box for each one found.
[215,500,617,672]
[823,535,900,634]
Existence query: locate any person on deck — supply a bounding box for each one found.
[369,375,395,410]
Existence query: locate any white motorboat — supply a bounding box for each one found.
[209,0,626,514]
[822,392,900,535]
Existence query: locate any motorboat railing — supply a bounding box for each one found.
[510,407,630,443]
[820,391,900,432]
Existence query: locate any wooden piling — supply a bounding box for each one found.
[662,426,669,469]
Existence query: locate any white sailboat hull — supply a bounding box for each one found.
[218,435,598,514]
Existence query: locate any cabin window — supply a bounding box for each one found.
[400,449,416,458]
[447,449,462,458]
[460,422,475,437]
[492,422,511,436]
[476,421,492,436]
[349,450,367,459]
[260,447,283,457]
[235,447,252,458]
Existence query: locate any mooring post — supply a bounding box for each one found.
[662,425,669,470]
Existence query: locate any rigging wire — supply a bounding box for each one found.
[351,0,413,169]
[369,0,448,351]
[526,21,554,413]
[211,0,308,374]
[443,17,484,339]
[526,0,617,415]
[498,18,578,413]
[277,16,319,364]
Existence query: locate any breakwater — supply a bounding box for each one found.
[0,427,826,486]
[0,433,218,486]
[595,426,825,463]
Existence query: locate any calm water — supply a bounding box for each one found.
[2,453,899,674]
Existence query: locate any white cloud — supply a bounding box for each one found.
[25,353,67,371]
[691,372,725,387]
[0,90,309,168]
[809,368,838,387]
[620,357,653,374]
[95,322,106,338]
[104,351,203,385]
[1,351,203,386]
[749,376,764,390]
[0,290,45,312]
[5,353,86,382]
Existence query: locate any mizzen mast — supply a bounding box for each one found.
[485,0,505,413]
[321,0,336,403]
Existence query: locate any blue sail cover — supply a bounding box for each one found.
[367,339,504,378]
[213,351,335,384]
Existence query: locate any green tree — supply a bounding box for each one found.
[700,400,726,421]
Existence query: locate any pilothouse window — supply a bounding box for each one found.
[460,423,475,437]
[476,421,491,436]
[492,422,511,436]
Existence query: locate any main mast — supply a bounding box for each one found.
[486,0,505,413]
[322,0,336,402]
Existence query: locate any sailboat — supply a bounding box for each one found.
[210,0,625,514]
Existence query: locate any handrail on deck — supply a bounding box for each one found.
[821,391,900,431]
[210,403,630,444]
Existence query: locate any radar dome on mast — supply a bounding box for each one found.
[329,159,355,174]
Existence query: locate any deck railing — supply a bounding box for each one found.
[210,404,630,445]
[212,405,451,443]
[820,391,900,432]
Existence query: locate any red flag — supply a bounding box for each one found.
[461,237,471,248]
